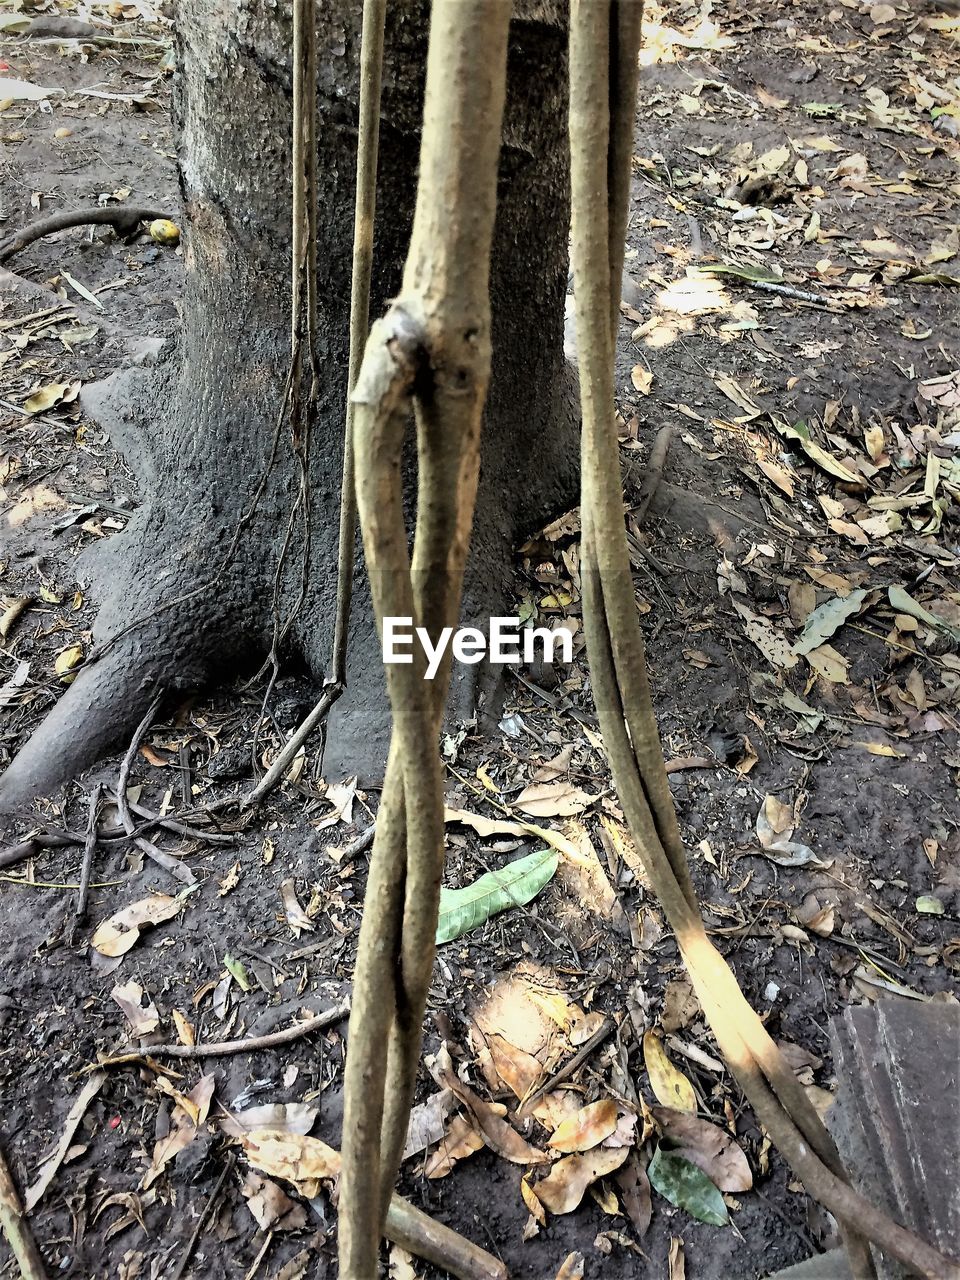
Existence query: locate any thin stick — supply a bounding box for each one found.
[518,1016,615,1116]
[240,0,389,810]
[116,695,197,886]
[331,0,387,688]
[0,1139,48,1280]
[75,783,101,919]
[168,1152,235,1280]
[113,999,350,1059]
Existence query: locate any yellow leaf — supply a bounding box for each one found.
[643,1031,696,1112]
[853,741,906,758]
[548,1099,619,1153]
[173,1010,195,1046]
[24,381,70,414]
[54,643,84,682]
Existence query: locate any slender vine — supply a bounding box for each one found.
[568,3,957,1278]
[338,2,513,1274]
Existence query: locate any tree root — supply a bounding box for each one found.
[0,206,170,264]
[567,4,958,1278]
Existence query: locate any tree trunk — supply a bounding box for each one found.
[0,0,578,810]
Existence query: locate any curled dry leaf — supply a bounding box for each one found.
[531,1147,629,1215]
[513,779,598,818]
[111,980,160,1037]
[643,1032,697,1113]
[240,1128,339,1198]
[92,894,183,957]
[240,1171,307,1232]
[432,1045,548,1166]
[548,1099,619,1153]
[424,1112,486,1179]
[652,1107,752,1192]
[555,1252,586,1280]
[280,879,315,936]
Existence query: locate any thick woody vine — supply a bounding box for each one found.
[336,0,960,1277]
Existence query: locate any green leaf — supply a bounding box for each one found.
[793,589,868,655]
[916,896,944,917]
[223,953,251,992]
[648,1146,730,1227]
[697,262,783,284]
[436,847,559,945]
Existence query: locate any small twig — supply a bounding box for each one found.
[116,696,197,887]
[745,279,838,307]
[384,1193,507,1280]
[240,684,339,809]
[0,1139,47,1280]
[126,796,237,845]
[335,823,376,868]
[168,1151,235,1280]
[518,1016,615,1117]
[75,783,102,919]
[113,998,351,1060]
[0,206,170,264]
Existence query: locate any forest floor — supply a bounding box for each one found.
[1,1,959,1278]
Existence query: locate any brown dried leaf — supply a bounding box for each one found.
[240,1129,340,1198]
[111,981,159,1037]
[531,1147,629,1215]
[548,1099,619,1153]
[92,894,182,957]
[652,1106,752,1192]
[513,780,598,818]
[240,1172,307,1232]
[432,1045,548,1165]
[423,1113,485,1179]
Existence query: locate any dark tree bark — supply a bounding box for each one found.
[0,0,579,811]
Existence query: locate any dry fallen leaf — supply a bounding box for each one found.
[240,1172,307,1232]
[643,1032,696,1112]
[531,1147,629,1215]
[652,1107,752,1192]
[432,1045,548,1165]
[280,879,315,936]
[92,895,182,957]
[630,365,654,395]
[548,1099,619,1153]
[111,981,160,1037]
[143,1074,215,1190]
[423,1112,485,1179]
[240,1129,340,1198]
[513,779,598,818]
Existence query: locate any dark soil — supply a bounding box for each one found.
[1,2,958,1278]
